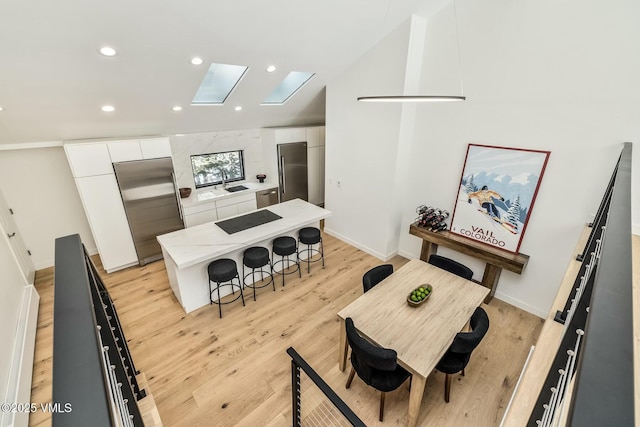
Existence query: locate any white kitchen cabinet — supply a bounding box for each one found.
[307,145,325,206]
[237,198,258,215]
[275,128,306,144]
[216,204,239,220]
[75,174,138,272]
[183,192,259,226]
[64,143,113,177]
[107,140,143,163]
[184,209,218,227]
[183,202,218,228]
[306,126,324,147]
[140,137,172,159]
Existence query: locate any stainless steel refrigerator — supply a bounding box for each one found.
[113,158,184,266]
[277,142,308,202]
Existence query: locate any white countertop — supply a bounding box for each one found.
[179,181,279,208]
[157,198,331,269]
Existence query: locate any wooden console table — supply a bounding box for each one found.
[409,223,529,303]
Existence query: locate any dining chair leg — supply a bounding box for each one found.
[444,373,451,403]
[346,367,356,389]
[379,391,386,422]
[462,368,465,376]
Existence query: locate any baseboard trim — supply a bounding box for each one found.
[323,228,396,261]
[494,290,546,318]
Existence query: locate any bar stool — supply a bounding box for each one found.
[242,246,275,301]
[207,258,245,318]
[272,236,301,287]
[297,227,325,273]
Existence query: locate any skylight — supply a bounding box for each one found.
[192,63,248,105]
[261,71,315,105]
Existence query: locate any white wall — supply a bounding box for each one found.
[324,20,410,258]
[0,146,96,269]
[169,129,267,191]
[326,0,640,317]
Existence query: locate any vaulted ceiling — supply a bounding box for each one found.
[0,0,446,145]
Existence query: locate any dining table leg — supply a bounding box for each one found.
[407,374,427,427]
[338,317,348,371]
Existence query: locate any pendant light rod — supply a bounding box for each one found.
[357,0,466,103]
[357,95,466,102]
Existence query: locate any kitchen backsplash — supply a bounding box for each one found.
[169,129,265,190]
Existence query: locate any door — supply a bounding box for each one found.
[277,142,308,203]
[0,188,35,284]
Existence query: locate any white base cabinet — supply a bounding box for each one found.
[183,193,258,227]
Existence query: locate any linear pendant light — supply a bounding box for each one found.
[358,95,465,102]
[358,0,465,103]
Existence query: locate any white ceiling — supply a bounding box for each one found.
[0,0,443,145]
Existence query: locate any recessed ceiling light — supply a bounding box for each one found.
[191,57,204,65]
[101,105,115,112]
[175,134,185,137]
[99,46,117,57]
[234,106,242,111]
[0,107,4,112]
[172,106,183,111]
[266,65,277,73]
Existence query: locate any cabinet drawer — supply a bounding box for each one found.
[216,192,255,208]
[216,204,237,220]
[184,210,218,227]
[183,201,217,215]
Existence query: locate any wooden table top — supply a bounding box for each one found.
[338,258,489,378]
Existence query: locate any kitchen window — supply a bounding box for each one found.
[191,150,245,188]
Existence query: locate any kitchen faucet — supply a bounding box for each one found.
[220,169,227,188]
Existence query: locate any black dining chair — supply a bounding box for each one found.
[345,317,411,421]
[428,254,473,280]
[435,306,490,402]
[362,264,394,293]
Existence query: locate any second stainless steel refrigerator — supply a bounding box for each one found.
[277,142,308,203]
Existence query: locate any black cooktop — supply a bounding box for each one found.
[215,209,282,234]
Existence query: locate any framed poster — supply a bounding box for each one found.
[449,144,550,253]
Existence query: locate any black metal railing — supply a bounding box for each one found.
[53,234,144,426]
[528,142,634,426]
[287,347,365,427]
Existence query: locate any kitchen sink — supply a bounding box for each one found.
[225,185,248,192]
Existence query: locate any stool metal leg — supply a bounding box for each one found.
[216,281,222,318]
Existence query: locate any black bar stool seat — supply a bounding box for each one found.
[272,236,301,286]
[207,258,244,318]
[297,227,325,273]
[242,246,275,301]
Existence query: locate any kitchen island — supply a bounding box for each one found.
[157,198,331,313]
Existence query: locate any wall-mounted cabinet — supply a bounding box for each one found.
[65,143,113,177]
[107,138,172,163]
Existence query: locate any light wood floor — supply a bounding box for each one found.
[29,233,543,426]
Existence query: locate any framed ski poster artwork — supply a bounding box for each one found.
[449,144,550,253]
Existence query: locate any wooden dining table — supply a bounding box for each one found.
[337,258,490,427]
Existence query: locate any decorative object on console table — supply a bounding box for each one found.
[416,205,450,232]
[449,144,550,253]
